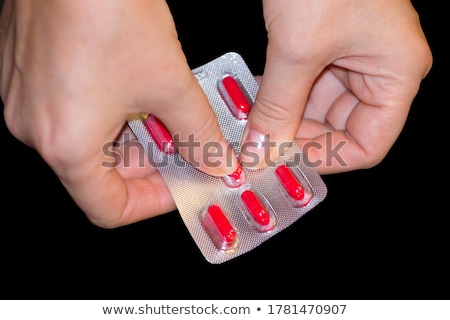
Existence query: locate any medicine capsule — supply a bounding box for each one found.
[221,163,246,188]
[275,164,313,207]
[201,205,237,251]
[240,189,276,232]
[143,114,175,154]
[218,75,251,120]
[275,165,304,201]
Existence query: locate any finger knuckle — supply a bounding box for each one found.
[255,95,298,123]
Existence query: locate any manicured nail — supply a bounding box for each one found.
[240,129,273,170]
[204,138,239,177]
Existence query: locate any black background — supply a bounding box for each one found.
[1,1,447,299]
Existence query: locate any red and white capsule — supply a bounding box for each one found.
[201,205,238,251]
[239,187,276,232]
[221,163,246,188]
[218,75,251,120]
[275,164,313,207]
[143,114,175,154]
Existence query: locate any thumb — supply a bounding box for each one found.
[149,68,239,177]
[240,50,322,169]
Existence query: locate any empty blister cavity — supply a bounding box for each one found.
[201,205,238,252]
[218,74,252,120]
[275,164,313,207]
[143,114,175,154]
[239,184,277,233]
[221,163,247,188]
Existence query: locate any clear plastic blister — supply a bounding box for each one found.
[127,52,327,264]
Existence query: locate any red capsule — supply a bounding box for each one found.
[202,205,237,251]
[143,114,175,154]
[240,190,270,227]
[221,163,246,188]
[275,165,305,201]
[218,75,251,120]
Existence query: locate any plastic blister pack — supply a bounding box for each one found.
[127,52,327,264]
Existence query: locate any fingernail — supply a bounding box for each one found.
[221,162,246,188]
[240,129,272,170]
[204,138,239,177]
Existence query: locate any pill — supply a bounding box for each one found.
[221,163,246,188]
[202,205,237,251]
[143,114,175,154]
[218,75,251,120]
[275,165,305,201]
[240,190,271,227]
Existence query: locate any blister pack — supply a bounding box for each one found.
[127,52,327,264]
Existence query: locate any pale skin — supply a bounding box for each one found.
[0,0,432,228]
[241,0,432,173]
